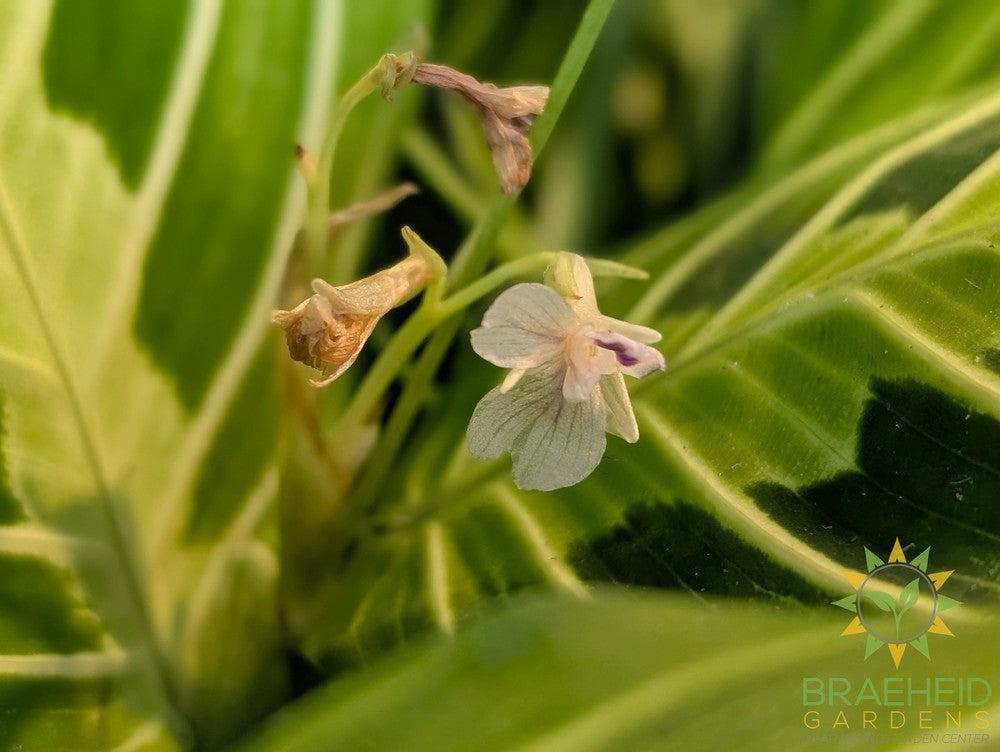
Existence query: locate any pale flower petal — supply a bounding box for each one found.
[500,368,527,393]
[470,283,575,368]
[467,363,606,491]
[466,250,663,490]
[599,373,639,443]
[516,390,606,492]
[467,363,561,463]
[591,331,666,378]
[546,254,662,344]
[590,313,662,344]
[562,327,617,402]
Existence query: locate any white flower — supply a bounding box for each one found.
[466,253,665,491]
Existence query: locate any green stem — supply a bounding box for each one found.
[335,306,434,429]
[447,199,515,287]
[348,324,455,511]
[529,0,617,154]
[437,252,554,316]
[305,65,385,274]
[346,253,555,507]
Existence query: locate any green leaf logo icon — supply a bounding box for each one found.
[832,538,962,668]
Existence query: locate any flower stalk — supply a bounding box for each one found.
[333,252,649,432]
[332,253,553,430]
[278,0,619,637]
[303,53,417,273]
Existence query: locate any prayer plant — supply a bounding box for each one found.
[0,1,998,750]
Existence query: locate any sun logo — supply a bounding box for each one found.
[832,538,962,669]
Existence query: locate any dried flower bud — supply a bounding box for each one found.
[272,226,446,387]
[411,63,548,195]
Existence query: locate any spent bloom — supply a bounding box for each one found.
[467,253,665,491]
[272,227,444,387]
[410,63,548,195]
[371,54,547,193]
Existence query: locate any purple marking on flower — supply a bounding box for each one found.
[594,337,640,367]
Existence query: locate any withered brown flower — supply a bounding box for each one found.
[411,63,549,195]
[273,227,446,387]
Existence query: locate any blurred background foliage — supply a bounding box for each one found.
[385,0,1000,258]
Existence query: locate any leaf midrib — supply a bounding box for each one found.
[86,0,224,386]
[148,0,343,568]
[0,0,232,729]
[683,87,1000,356]
[640,239,1000,405]
[0,179,179,712]
[624,76,1000,324]
[761,0,936,168]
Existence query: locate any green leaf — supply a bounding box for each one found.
[530,0,616,155]
[234,591,1000,752]
[897,577,920,615]
[0,0,433,748]
[830,594,856,612]
[755,0,1000,173]
[862,591,895,613]
[863,547,884,572]
[133,0,312,409]
[42,0,188,188]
